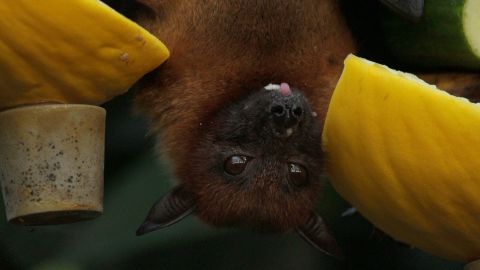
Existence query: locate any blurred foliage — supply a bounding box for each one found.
[0,1,468,269]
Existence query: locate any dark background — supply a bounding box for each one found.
[0,1,467,269]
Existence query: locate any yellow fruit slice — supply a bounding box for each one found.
[0,0,169,110]
[322,54,480,262]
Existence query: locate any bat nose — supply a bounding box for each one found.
[269,97,304,137]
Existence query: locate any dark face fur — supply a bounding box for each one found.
[182,85,324,232]
[136,83,342,257]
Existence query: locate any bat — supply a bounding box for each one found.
[133,0,424,258]
[378,0,424,22]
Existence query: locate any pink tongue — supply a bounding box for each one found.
[279,82,292,96]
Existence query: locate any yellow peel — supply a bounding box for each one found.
[323,54,480,262]
[0,0,169,110]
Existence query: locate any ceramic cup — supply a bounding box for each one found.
[0,104,105,225]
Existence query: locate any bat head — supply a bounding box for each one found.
[186,83,324,231]
[137,83,342,258]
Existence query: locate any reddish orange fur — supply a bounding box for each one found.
[135,0,356,231]
[176,124,326,231]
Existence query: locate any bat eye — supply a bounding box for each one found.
[288,163,308,187]
[224,155,250,175]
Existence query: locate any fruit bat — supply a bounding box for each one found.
[133,0,424,258]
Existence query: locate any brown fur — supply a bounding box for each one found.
[179,117,326,231]
[419,73,480,102]
[135,0,355,231]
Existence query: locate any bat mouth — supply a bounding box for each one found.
[265,86,307,139]
[264,82,292,96]
[282,127,295,137]
[272,127,296,138]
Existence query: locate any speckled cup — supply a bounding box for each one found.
[0,104,105,225]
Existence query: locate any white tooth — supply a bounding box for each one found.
[264,83,280,91]
[286,128,293,137]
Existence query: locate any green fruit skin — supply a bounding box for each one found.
[381,0,480,70]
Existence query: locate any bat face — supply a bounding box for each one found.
[136,82,343,257]
[180,84,324,232]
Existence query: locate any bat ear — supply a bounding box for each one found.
[377,0,424,22]
[296,212,344,259]
[136,185,196,236]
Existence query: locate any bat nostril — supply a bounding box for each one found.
[292,106,303,118]
[270,104,285,116]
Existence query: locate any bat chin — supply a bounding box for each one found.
[203,218,294,234]
[272,126,296,138]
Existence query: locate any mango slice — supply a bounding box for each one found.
[0,0,169,110]
[322,55,480,262]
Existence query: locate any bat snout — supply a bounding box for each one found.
[268,94,305,138]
